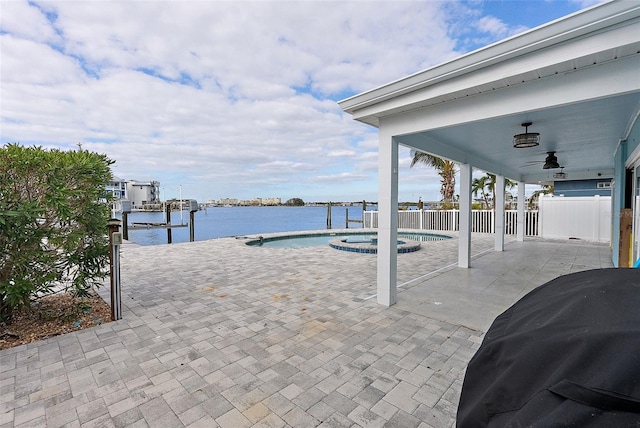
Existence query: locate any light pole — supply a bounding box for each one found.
[180,184,183,224]
[162,187,166,223]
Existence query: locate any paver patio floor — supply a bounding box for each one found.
[0,231,613,427]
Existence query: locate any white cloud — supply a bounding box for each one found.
[568,0,605,8]
[327,149,357,158]
[0,1,61,45]
[0,0,593,202]
[477,15,530,40]
[313,172,369,183]
[477,15,509,38]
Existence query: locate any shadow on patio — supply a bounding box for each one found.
[394,238,614,332]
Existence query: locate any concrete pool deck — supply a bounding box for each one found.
[0,231,613,427]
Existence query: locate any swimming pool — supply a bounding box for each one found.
[245,231,451,249]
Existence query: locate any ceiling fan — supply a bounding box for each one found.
[520,151,562,170]
[542,151,560,169]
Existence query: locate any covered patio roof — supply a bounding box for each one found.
[340,0,640,184]
[339,0,640,307]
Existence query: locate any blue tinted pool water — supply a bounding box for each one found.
[246,232,450,248]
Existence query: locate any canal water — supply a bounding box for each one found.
[120,205,368,246]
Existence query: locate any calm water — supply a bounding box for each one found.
[120,205,367,246]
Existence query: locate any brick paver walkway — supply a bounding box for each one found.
[1,231,612,427]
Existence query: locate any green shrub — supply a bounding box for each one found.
[0,144,114,322]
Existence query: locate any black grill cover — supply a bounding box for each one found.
[457,268,640,427]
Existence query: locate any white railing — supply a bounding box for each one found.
[363,209,540,236]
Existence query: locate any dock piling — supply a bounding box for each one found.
[166,204,172,244]
[189,199,198,242]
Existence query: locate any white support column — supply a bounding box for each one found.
[517,182,525,241]
[495,175,505,251]
[594,194,601,242]
[458,163,472,268]
[377,133,398,306]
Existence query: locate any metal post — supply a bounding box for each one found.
[346,208,349,229]
[107,218,121,321]
[327,202,332,229]
[112,232,122,320]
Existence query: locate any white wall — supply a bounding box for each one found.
[539,195,611,243]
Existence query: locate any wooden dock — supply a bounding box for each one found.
[129,222,188,229]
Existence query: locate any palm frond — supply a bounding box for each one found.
[410,151,444,169]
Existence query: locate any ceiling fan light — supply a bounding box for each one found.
[513,122,540,148]
[513,132,540,148]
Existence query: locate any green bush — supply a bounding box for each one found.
[0,144,114,322]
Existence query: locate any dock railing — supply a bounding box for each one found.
[363,209,539,236]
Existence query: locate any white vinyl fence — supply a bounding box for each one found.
[363,195,611,242]
[363,209,540,236]
[538,195,611,243]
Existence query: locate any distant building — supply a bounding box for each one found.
[127,180,160,209]
[218,198,239,206]
[105,177,127,200]
[262,197,282,206]
[239,198,261,206]
[553,179,612,197]
[217,197,282,206]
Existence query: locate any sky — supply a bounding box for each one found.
[1,0,603,203]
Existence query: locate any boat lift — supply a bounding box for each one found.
[121,199,198,243]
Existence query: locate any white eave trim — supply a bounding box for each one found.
[338,0,640,115]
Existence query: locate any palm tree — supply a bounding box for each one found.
[484,173,517,210]
[529,184,554,209]
[410,151,457,204]
[472,172,517,209]
[472,175,491,209]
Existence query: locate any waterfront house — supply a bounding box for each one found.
[105,176,127,200]
[126,180,161,209]
[340,1,640,306]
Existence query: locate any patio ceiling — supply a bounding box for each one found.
[396,91,640,184]
[340,1,640,184]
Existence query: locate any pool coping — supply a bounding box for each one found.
[328,237,421,254]
[242,229,377,246]
[241,228,452,250]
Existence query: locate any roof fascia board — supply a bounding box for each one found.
[339,1,640,115]
[350,30,640,125]
[372,55,640,138]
